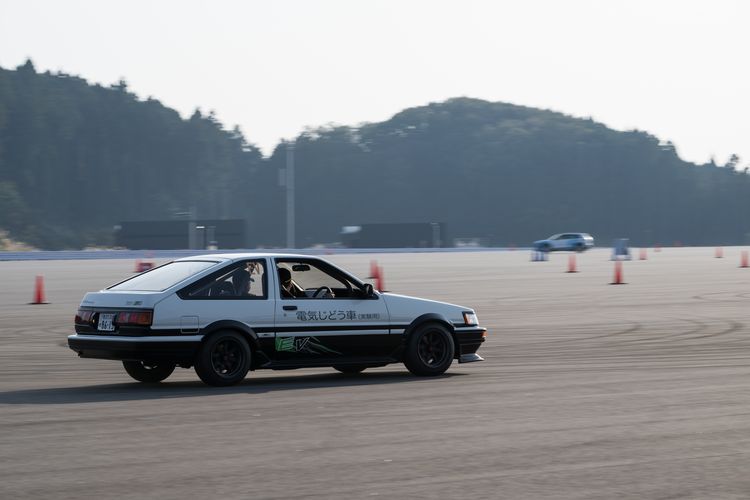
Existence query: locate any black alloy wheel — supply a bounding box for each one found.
[417,330,451,367]
[404,323,454,376]
[122,360,176,383]
[211,338,244,376]
[195,331,251,386]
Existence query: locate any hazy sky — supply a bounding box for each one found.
[1,0,747,165]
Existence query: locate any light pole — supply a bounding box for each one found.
[286,142,295,249]
[195,225,206,249]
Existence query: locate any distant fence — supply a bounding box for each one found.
[0,247,521,261]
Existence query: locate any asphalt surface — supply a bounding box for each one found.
[2,248,750,499]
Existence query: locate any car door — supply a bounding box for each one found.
[555,234,572,250]
[546,234,560,250]
[272,257,393,362]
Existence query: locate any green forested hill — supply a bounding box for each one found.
[268,99,750,247]
[0,61,264,248]
[0,61,748,249]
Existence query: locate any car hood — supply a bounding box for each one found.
[380,292,472,326]
[79,291,165,309]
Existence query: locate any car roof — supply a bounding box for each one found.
[173,253,324,263]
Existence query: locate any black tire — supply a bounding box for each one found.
[541,243,551,252]
[575,243,585,252]
[333,365,367,374]
[122,360,175,383]
[194,331,251,386]
[403,323,455,376]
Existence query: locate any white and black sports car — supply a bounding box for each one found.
[68,253,486,386]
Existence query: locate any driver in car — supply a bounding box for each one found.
[278,267,304,298]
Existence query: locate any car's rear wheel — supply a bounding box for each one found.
[333,364,367,374]
[122,360,175,383]
[194,331,251,386]
[404,323,454,376]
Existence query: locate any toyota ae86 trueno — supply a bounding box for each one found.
[68,254,487,386]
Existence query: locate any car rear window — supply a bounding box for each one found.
[108,261,220,292]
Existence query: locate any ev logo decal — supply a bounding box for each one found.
[274,336,341,355]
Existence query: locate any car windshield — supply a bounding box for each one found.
[108,260,220,292]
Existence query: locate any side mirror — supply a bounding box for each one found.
[361,283,374,298]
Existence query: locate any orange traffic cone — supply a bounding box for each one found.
[610,261,626,285]
[134,259,154,272]
[639,248,647,260]
[741,251,749,268]
[715,247,724,258]
[566,254,578,273]
[369,261,385,291]
[30,275,49,304]
[376,265,385,291]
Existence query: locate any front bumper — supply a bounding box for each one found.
[68,334,202,364]
[454,326,486,362]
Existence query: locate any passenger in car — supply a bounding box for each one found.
[231,268,252,296]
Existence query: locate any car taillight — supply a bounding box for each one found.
[116,311,153,326]
[75,309,94,324]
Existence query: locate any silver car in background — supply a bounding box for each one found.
[533,233,594,252]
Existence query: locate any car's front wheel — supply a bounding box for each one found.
[404,323,455,376]
[194,331,251,386]
[122,360,175,383]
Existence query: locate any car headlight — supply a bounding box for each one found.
[463,311,478,326]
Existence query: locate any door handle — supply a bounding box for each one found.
[283,305,298,311]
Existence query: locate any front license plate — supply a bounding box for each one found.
[97,313,116,332]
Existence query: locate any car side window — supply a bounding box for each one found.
[179,260,267,300]
[276,259,357,299]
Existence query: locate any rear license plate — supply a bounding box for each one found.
[97,313,116,332]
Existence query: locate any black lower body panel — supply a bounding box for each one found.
[68,335,200,364]
[262,356,397,370]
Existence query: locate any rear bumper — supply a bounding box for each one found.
[67,334,202,364]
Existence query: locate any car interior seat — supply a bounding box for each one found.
[210,281,236,296]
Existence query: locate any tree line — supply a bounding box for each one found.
[0,60,748,249]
